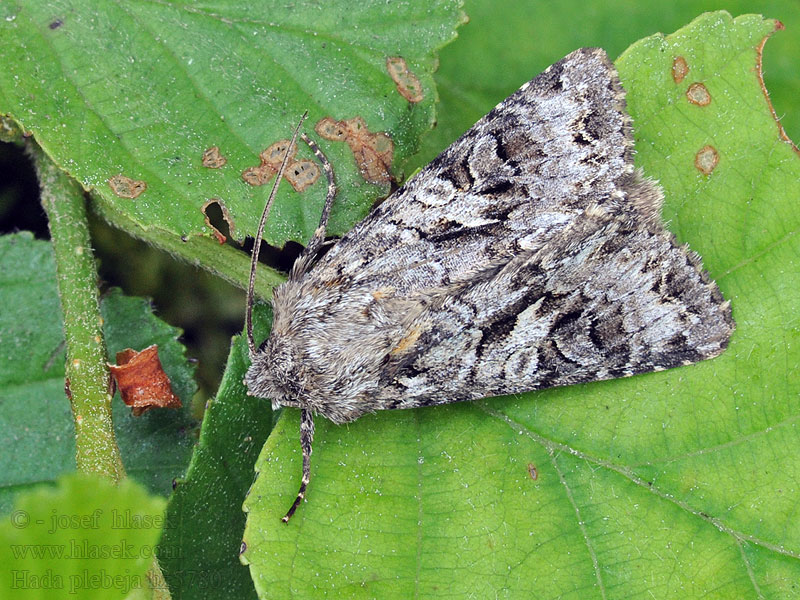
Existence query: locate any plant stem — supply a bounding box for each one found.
[29,142,125,482]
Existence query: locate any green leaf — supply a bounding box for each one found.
[0,233,74,512]
[158,326,273,600]
[0,233,197,512]
[0,472,165,600]
[241,12,800,598]
[413,0,800,170]
[0,1,465,251]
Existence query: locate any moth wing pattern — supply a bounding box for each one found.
[248,47,734,426]
[315,48,637,288]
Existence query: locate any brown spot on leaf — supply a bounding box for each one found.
[686,82,711,106]
[109,345,181,416]
[285,159,320,192]
[386,56,424,103]
[260,139,297,167]
[315,118,348,141]
[243,138,318,192]
[352,133,393,184]
[672,56,688,84]
[242,164,277,186]
[202,146,227,169]
[527,463,538,480]
[695,145,719,175]
[315,116,393,184]
[108,174,146,199]
[202,199,234,243]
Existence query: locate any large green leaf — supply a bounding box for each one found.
[157,321,273,600]
[0,0,465,249]
[0,233,197,512]
[241,13,800,598]
[412,0,800,171]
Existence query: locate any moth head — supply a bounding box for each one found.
[244,334,306,409]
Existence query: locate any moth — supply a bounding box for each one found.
[244,48,734,522]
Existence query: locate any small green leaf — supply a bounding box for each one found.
[0,472,165,600]
[0,1,466,249]
[0,234,197,512]
[242,13,800,598]
[158,326,273,600]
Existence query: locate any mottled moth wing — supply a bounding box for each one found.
[315,47,636,289]
[249,48,733,425]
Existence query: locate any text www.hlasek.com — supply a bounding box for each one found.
[11,539,155,560]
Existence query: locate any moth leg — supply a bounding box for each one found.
[299,132,337,257]
[282,408,315,522]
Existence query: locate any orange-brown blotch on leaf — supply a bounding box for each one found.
[386,56,424,103]
[260,139,297,167]
[695,145,720,175]
[243,139,320,192]
[108,174,146,198]
[686,82,711,106]
[202,146,227,169]
[285,159,320,192]
[671,56,689,84]
[315,116,393,184]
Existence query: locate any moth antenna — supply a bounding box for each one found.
[246,112,308,357]
[282,408,315,522]
[299,132,337,259]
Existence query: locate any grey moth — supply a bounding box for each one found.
[243,48,734,521]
